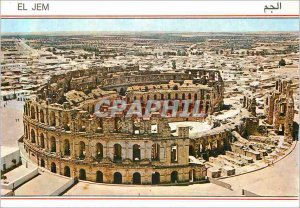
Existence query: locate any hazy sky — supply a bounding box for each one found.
[2,19,299,33]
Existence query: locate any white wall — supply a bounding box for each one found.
[1,149,21,171]
[1,168,39,190]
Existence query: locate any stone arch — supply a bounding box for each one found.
[30,106,36,119]
[50,111,56,126]
[194,93,198,100]
[189,169,195,182]
[40,159,45,167]
[132,172,141,185]
[168,93,171,99]
[188,93,192,99]
[151,143,160,161]
[62,112,70,131]
[79,141,86,159]
[31,129,36,143]
[171,171,178,183]
[95,143,103,160]
[64,166,71,177]
[189,145,196,156]
[113,143,122,161]
[51,162,56,173]
[40,109,45,123]
[113,172,122,184]
[119,87,126,96]
[79,169,86,180]
[175,93,178,99]
[50,136,56,152]
[96,171,103,183]
[200,101,204,112]
[64,139,71,156]
[152,172,160,185]
[171,144,178,163]
[40,133,45,148]
[132,144,141,161]
[205,101,210,113]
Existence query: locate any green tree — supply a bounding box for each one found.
[279,59,286,66]
[172,60,176,70]
[12,159,17,166]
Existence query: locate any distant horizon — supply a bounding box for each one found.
[2,19,299,33]
[2,31,299,36]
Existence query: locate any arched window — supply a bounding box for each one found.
[151,144,160,161]
[171,144,178,163]
[79,169,86,180]
[132,172,141,185]
[173,85,178,90]
[171,171,178,183]
[40,159,45,168]
[113,172,122,184]
[175,93,178,99]
[188,93,192,99]
[40,109,45,123]
[95,143,103,160]
[96,171,103,183]
[79,141,86,159]
[194,93,197,100]
[63,113,70,131]
[133,144,141,161]
[152,172,160,185]
[205,102,210,114]
[31,106,36,119]
[50,137,56,153]
[64,139,71,156]
[51,162,56,173]
[120,88,126,96]
[114,144,122,162]
[189,145,196,156]
[200,101,204,112]
[50,111,56,126]
[182,94,185,100]
[40,133,45,148]
[189,169,195,182]
[31,129,36,143]
[64,166,71,177]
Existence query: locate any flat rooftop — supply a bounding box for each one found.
[14,171,72,196]
[2,165,35,185]
[169,121,212,137]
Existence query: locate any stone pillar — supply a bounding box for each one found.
[125,141,129,159]
[72,139,76,157]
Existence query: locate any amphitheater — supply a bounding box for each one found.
[22,66,295,185]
